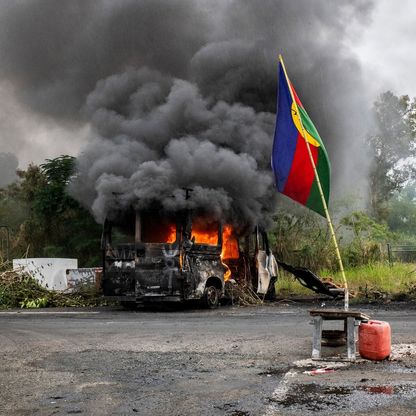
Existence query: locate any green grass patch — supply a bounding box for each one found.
[275,271,312,297]
[276,262,416,299]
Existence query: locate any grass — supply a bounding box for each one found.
[275,262,416,300]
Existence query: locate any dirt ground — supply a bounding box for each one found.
[0,302,415,416]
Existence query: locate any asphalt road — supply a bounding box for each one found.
[0,303,415,416]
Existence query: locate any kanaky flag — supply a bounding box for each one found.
[272,62,330,217]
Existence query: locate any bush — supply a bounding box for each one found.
[269,209,337,272]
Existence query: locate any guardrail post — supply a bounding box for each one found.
[387,243,392,267]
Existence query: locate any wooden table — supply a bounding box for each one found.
[309,309,370,361]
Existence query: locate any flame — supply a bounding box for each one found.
[221,225,239,260]
[161,222,239,281]
[142,217,176,243]
[145,221,237,255]
[166,225,176,243]
[221,225,239,281]
[223,264,232,281]
[192,230,219,245]
[189,223,239,281]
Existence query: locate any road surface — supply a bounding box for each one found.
[0,302,415,415]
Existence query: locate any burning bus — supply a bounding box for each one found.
[101,208,278,308]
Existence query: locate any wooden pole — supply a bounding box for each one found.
[278,54,349,310]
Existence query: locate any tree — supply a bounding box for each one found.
[34,156,78,224]
[387,183,416,238]
[368,91,416,221]
[0,156,102,266]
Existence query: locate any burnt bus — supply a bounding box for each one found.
[101,209,278,308]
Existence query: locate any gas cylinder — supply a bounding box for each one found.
[359,320,391,360]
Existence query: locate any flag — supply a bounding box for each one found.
[272,61,330,217]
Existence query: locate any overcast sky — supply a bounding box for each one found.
[352,0,416,99]
[0,0,415,171]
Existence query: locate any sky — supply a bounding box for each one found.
[0,0,414,201]
[0,0,413,170]
[351,0,416,99]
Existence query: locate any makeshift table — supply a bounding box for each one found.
[309,309,370,361]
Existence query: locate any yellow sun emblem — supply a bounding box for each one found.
[291,103,320,147]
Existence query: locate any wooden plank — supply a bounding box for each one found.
[311,316,323,359]
[309,309,370,320]
[346,316,356,361]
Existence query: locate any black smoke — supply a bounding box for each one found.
[0,0,375,227]
[72,68,276,227]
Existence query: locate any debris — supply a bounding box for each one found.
[225,280,263,306]
[321,277,357,298]
[389,344,416,361]
[0,265,105,309]
[276,261,340,298]
[293,359,349,369]
[303,368,336,375]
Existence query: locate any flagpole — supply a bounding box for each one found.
[278,54,349,310]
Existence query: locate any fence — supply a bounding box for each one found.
[387,244,416,266]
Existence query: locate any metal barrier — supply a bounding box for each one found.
[387,243,416,266]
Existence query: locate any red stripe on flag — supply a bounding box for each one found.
[282,134,318,204]
[289,82,304,108]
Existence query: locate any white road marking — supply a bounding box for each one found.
[263,359,353,415]
[263,369,298,416]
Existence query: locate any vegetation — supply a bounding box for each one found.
[322,262,416,299]
[275,262,416,300]
[269,207,400,271]
[368,92,416,221]
[270,204,416,300]
[387,184,416,238]
[0,156,101,266]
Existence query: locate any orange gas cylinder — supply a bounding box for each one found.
[359,320,391,360]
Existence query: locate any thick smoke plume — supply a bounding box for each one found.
[0,0,374,228]
[72,68,276,227]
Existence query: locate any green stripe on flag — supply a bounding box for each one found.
[306,147,330,217]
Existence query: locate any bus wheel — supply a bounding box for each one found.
[204,286,220,309]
